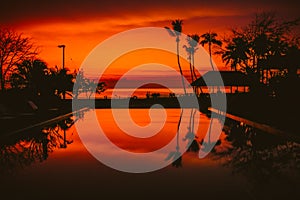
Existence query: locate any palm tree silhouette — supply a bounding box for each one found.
[221,36,249,71]
[50,67,74,99]
[165,19,187,95]
[10,59,48,93]
[183,34,203,94]
[184,35,200,80]
[200,32,222,71]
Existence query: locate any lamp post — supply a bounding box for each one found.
[58,44,65,69]
[58,44,66,100]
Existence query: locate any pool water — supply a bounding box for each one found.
[0,109,299,199]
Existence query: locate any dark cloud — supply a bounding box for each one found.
[1,0,299,27]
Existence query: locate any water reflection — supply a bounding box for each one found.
[0,113,83,174]
[184,109,200,153]
[1,107,299,180]
[165,109,183,167]
[165,108,300,183]
[212,121,300,182]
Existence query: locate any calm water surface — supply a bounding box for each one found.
[0,109,299,199]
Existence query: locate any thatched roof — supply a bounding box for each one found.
[191,71,250,86]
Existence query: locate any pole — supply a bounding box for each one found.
[58,45,66,100]
[62,46,65,70]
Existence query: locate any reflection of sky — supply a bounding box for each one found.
[73,108,225,172]
[1,108,299,198]
[75,108,223,151]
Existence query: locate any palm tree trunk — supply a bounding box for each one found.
[176,38,187,95]
[189,60,197,94]
[192,53,203,94]
[192,53,197,80]
[189,57,194,83]
[209,43,215,71]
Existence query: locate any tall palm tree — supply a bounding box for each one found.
[200,32,222,71]
[184,34,203,94]
[184,34,200,82]
[165,19,187,95]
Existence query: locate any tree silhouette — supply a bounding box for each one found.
[73,69,106,99]
[200,32,222,71]
[0,116,76,173]
[220,36,249,71]
[285,45,300,79]
[165,19,187,95]
[10,59,49,94]
[184,34,200,83]
[49,66,74,99]
[223,12,300,84]
[0,28,37,91]
[213,123,300,184]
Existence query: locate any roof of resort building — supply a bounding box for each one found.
[191,71,250,86]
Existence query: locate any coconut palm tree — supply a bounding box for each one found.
[49,67,74,99]
[183,34,204,94]
[200,32,222,71]
[184,34,200,82]
[10,59,49,92]
[221,36,249,71]
[165,19,187,95]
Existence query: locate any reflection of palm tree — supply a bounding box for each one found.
[213,124,300,183]
[165,19,187,95]
[48,117,75,148]
[200,115,222,153]
[184,109,199,152]
[200,32,222,71]
[200,117,214,152]
[165,109,183,167]
[0,116,76,173]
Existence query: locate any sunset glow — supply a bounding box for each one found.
[2,0,298,78]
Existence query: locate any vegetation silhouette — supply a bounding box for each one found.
[184,34,203,93]
[0,115,79,174]
[0,28,37,92]
[200,31,222,71]
[0,11,299,181]
[73,69,106,99]
[217,12,300,96]
[165,19,187,95]
[212,121,300,184]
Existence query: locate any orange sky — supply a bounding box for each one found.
[1,1,299,79]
